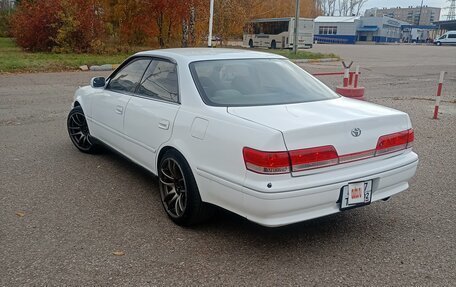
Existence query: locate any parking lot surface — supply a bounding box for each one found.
[1,44,455,286]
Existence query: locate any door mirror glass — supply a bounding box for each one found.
[90,77,106,88]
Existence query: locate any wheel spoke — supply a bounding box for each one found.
[72,114,83,126]
[70,117,80,127]
[173,163,181,179]
[159,177,174,187]
[178,195,185,213]
[70,131,83,137]
[76,114,85,125]
[81,135,87,146]
[167,192,179,207]
[175,196,182,216]
[161,168,174,180]
[163,187,176,200]
[167,160,175,177]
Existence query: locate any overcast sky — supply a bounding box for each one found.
[363,0,450,20]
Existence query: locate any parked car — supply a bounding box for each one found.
[434,31,456,46]
[67,48,418,227]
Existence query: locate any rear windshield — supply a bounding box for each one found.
[189,58,338,107]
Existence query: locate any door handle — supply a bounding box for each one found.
[115,105,123,115]
[158,120,170,130]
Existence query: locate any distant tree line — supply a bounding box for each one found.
[6,0,320,53]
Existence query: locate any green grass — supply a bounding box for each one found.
[219,45,339,60]
[0,38,131,73]
[264,49,339,60]
[0,37,339,73]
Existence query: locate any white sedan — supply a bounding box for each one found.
[67,48,418,227]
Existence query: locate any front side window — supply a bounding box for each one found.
[439,35,447,39]
[190,59,338,107]
[107,58,151,93]
[137,59,179,103]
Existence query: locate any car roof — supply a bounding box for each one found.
[134,48,286,63]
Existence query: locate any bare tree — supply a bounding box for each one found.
[317,0,338,16]
[318,0,368,16]
[354,0,369,16]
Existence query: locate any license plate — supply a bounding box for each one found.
[340,180,372,210]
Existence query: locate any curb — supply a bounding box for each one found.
[292,58,340,64]
[80,64,120,71]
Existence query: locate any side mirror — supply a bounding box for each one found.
[90,77,106,88]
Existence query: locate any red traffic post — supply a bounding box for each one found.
[433,71,446,119]
[336,64,365,100]
[343,68,349,87]
[354,65,360,88]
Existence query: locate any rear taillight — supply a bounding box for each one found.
[242,146,338,174]
[375,128,414,156]
[243,147,290,174]
[244,129,414,175]
[289,146,339,171]
[406,129,414,148]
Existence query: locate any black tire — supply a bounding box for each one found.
[67,106,98,153]
[248,39,253,48]
[271,40,276,49]
[158,149,214,226]
[436,41,441,46]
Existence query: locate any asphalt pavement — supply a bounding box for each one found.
[1,44,455,286]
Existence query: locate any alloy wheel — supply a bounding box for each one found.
[159,158,188,218]
[68,111,93,151]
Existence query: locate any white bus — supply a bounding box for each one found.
[243,17,314,49]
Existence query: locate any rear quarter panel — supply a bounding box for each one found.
[167,105,286,206]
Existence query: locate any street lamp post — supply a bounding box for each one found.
[417,0,424,25]
[293,0,300,54]
[208,0,214,47]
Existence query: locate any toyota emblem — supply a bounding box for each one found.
[351,128,362,137]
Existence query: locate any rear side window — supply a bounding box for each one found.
[190,59,338,107]
[448,34,456,39]
[137,59,179,103]
[107,58,151,93]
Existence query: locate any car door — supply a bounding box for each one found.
[448,33,456,44]
[439,34,448,43]
[90,57,151,152]
[123,58,180,173]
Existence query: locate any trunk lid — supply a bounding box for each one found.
[228,97,411,173]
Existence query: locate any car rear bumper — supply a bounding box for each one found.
[196,152,418,227]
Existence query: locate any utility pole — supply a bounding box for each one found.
[417,0,424,25]
[447,0,456,20]
[293,0,300,54]
[208,0,214,47]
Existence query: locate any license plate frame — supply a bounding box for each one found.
[340,180,373,210]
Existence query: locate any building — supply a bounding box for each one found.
[358,16,408,42]
[433,19,456,35]
[401,25,439,42]
[365,6,441,25]
[0,0,16,10]
[313,16,409,44]
[314,16,360,44]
